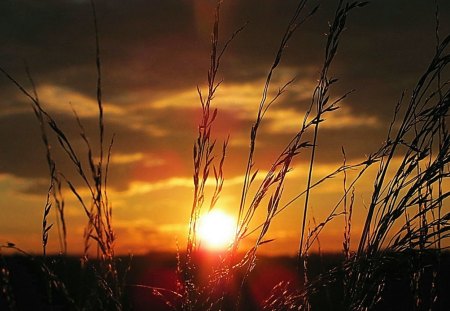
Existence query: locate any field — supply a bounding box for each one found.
[2,253,450,310]
[1,0,450,310]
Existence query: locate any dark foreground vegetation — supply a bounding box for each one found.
[2,252,450,310]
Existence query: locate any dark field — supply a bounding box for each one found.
[2,252,450,310]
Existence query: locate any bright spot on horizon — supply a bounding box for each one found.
[198,209,237,250]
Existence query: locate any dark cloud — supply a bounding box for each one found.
[0,109,192,191]
[1,0,448,101]
[0,112,48,178]
[0,0,449,195]
[0,0,209,99]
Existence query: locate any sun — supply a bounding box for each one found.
[197,209,237,250]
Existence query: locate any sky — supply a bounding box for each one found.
[0,0,449,256]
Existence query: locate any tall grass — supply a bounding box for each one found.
[178,0,450,310]
[345,27,450,310]
[1,0,126,310]
[0,0,449,310]
[177,0,379,310]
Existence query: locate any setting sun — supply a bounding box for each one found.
[198,210,237,250]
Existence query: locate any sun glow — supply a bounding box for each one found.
[198,210,237,250]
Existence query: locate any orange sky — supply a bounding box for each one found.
[0,0,449,256]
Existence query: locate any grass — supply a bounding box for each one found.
[1,0,450,310]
